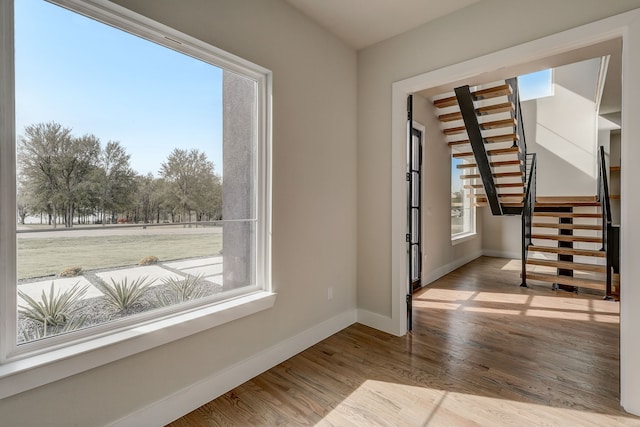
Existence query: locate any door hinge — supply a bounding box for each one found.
[406,234,411,242]
[406,172,411,182]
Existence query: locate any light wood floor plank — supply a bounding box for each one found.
[168,256,637,426]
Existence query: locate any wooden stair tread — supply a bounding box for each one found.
[473,84,513,100]
[433,84,512,108]
[480,118,517,130]
[536,196,598,203]
[443,125,467,135]
[610,166,621,172]
[438,102,514,122]
[447,133,519,147]
[474,196,524,203]
[523,272,605,291]
[531,234,602,243]
[452,147,520,158]
[477,102,514,115]
[465,183,524,189]
[460,171,523,180]
[535,196,600,207]
[533,212,601,219]
[610,194,620,200]
[528,246,605,257]
[535,202,601,207]
[486,134,519,143]
[526,258,606,273]
[457,159,522,169]
[531,222,601,230]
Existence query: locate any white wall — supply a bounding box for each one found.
[482,214,521,259]
[621,11,640,415]
[522,58,601,196]
[0,0,358,425]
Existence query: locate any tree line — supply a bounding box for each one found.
[17,122,222,227]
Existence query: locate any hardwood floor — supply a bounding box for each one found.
[168,256,638,426]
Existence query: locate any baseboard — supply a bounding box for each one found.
[482,249,520,260]
[108,309,357,427]
[423,250,483,286]
[357,308,398,336]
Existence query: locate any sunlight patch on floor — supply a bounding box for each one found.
[413,289,619,323]
[416,288,474,301]
[472,292,529,304]
[500,259,523,271]
[317,380,639,426]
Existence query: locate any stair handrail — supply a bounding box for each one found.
[521,153,536,287]
[506,77,527,181]
[597,145,613,297]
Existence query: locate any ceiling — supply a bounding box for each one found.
[416,38,622,116]
[284,0,481,50]
[284,0,621,115]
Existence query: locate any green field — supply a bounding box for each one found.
[18,233,223,280]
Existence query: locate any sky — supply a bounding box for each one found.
[14,0,223,177]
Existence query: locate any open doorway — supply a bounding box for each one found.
[390,10,640,413]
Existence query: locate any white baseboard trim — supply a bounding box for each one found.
[482,249,521,260]
[357,308,397,336]
[109,309,357,427]
[423,250,483,286]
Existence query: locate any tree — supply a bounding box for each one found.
[17,123,111,227]
[56,134,100,227]
[16,181,30,225]
[159,148,221,222]
[18,122,73,228]
[95,141,136,224]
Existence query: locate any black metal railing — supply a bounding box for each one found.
[521,153,537,287]
[506,77,527,181]
[597,145,614,298]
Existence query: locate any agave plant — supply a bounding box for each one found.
[18,282,89,336]
[101,276,155,310]
[154,274,208,307]
[21,314,88,342]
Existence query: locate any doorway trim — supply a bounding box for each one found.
[390,8,640,415]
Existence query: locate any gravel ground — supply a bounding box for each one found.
[17,266,223,343]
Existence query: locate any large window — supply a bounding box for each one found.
[451,158,475,239]
[0,0,271,395]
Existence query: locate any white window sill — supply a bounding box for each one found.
[451,232,477,246]
[0,291,276,400]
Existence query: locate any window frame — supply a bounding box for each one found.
[0,0,273,399]
[450,158,476,243]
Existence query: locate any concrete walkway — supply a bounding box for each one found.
[17,256,224,305]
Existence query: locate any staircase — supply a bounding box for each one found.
[432,79,619,299]
[525,196,609,293]
[434,79,527,215]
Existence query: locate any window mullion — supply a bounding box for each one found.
[0,0,18,361]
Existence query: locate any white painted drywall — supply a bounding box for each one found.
[0,0,358,425]
[522,58,601,196]
[620,12,640,416]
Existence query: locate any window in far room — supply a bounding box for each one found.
[451,157,475,239]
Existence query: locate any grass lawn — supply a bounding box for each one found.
[18,232,223,280]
